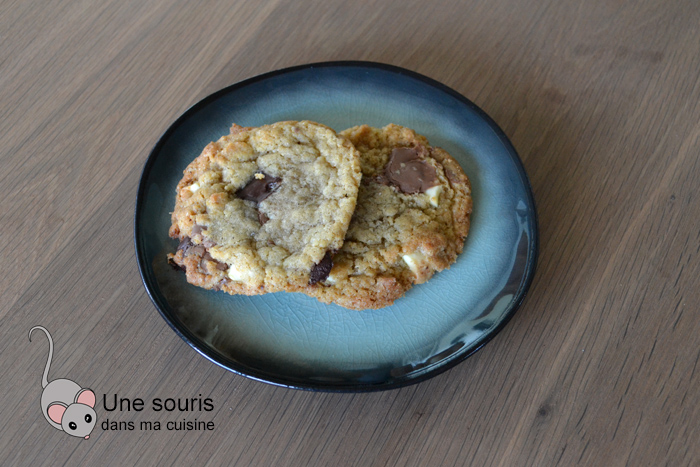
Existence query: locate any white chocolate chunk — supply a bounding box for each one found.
[188,182,200,193]
[403,252,427,275]
[323,271,338,285]
[425,185,443,207]
[227,263,250,281]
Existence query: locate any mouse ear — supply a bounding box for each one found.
[76,389,96,408]
[47,402,68,424]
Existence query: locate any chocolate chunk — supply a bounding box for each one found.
[186,225,216,247]
[168,257,186,272]
[201,251,228,271]
[177,237,205,257]
[258,211,269,225]
[177,237,194,253]
[383,146,438,194]
[309,251,333,285]
[236,173,281,203]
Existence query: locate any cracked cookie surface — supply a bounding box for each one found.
[168,120,362,295]
[303,124,472,309]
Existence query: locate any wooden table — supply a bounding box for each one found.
[2,0,698,465]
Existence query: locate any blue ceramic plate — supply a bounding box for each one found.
[135,62,538,392]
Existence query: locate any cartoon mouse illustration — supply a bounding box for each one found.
[29,326,97,440]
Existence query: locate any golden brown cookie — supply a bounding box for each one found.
[167,121,362,295]
[303,124,472,309]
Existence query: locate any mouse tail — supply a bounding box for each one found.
[29,326,53,389]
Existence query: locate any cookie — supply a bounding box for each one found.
[303,124,472,309]
[167,121,362,295]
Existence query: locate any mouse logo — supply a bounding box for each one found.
[29,326,97,440]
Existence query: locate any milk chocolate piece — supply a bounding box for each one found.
[192,224,217,247]
[309,251,333,285]
[177,236,205,257]
[168,256,186,272]
[236,173,281,203]
[383,146,438,194]
[177,237,194,253]
[201,251,228,271]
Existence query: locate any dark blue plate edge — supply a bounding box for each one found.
[133,60,539,393]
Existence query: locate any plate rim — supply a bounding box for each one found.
[134,60,539,392]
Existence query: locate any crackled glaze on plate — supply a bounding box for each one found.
[135,62,538,391]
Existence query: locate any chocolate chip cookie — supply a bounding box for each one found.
[168,121,362,295]
[303,124,472,309]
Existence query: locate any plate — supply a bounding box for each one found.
[134,61,538,391]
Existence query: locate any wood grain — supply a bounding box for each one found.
[2,0,699,465]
